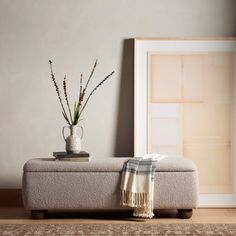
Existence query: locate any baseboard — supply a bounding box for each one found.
[0,189,23,206]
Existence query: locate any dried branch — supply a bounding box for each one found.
[84,59,97,92]
[79,60,97,106]
[79,73,83,104]
[79,71,114,117]
[63,75,73,124]
[49,60,71,125]
[49,59,114,126]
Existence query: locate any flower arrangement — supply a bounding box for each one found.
[49,60,114,125]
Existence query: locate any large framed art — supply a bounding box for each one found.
[134,37,236,206]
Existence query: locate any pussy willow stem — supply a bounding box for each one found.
[79,71,114,117]
[84,59,98,92]
[49,60,71,125]
[79,74,83,105]
[63,75,73,124]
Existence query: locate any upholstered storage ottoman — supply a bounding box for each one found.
[22,157,199,219]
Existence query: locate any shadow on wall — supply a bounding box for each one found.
[114,39,134,157]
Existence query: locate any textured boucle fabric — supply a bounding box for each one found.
[23,171,198,210]
[23,157,197,172]
[22,157,199,211]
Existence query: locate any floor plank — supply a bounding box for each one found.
[0,207,236,224]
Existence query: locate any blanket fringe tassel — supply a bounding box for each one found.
[120,190,154,218]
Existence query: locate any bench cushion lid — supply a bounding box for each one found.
[23,157,197,172]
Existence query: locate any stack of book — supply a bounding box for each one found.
[53,151,91,162]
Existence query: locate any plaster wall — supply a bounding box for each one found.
[0,0,235,187]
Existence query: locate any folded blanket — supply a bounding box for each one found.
[120,154,167,218]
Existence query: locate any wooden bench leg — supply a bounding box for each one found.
[31,210,47,219]
[177,209,193,219]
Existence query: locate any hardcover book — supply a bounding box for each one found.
[53,151,91,162]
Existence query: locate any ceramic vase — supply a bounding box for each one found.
[62,125,83,154]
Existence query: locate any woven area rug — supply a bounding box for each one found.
[0,224,236,235]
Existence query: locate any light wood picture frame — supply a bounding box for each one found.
[134,37,236,207]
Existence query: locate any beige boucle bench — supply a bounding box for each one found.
[22,157,199,219]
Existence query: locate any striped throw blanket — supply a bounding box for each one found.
[120,154,166,218]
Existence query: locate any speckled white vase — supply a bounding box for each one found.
[62,125,83,154]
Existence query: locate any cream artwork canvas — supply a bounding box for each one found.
[134,38,236,206]
[148,52,233,194]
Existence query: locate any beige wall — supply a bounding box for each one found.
[0,0,235,188]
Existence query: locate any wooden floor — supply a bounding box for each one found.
[0,208,236,224]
